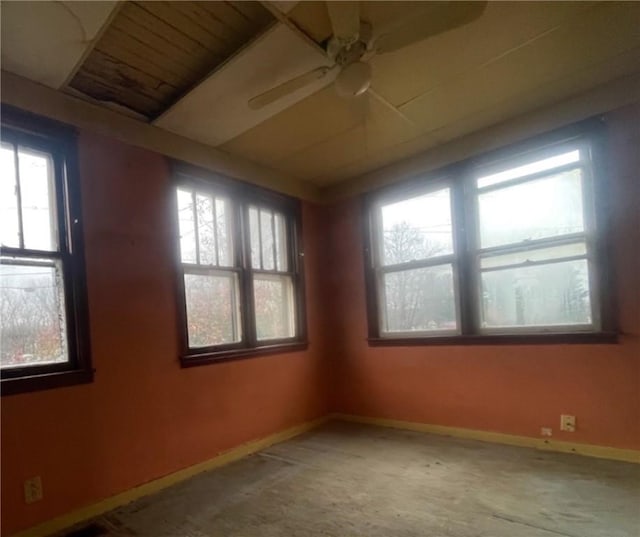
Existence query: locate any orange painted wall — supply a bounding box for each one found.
[326,104,640,450]
[0,131,330,536]
[2,104,639,536]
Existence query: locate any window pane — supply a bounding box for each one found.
[19,147,57,251]
[480,242,587,269]
[480,259,592,329]
[1,258,68,368]
[215,198,233,267]
[380,188,453,265]
[176,189,196,263]
[274,212,288,271]
[478,169,584,248]
[477,150,580,188]
[254,274,295,340]
[184,272,240,347]
[249,206,261,269]
[1,143,20,248]
[382,264,457,333]
[196,193,215,265]
[260,209,275,270]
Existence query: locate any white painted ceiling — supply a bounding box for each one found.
[219,1,640,186]
[2,1,640,191]
[0,0,118,88]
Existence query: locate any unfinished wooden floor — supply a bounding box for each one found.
[63,422,639,537]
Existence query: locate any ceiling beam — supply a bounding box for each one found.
[1,71,322,202]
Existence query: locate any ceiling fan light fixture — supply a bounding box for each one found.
[335,61,371,98]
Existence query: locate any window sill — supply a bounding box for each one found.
[368,332,618,347]
[181,341,309,368]
[1,368,94,396]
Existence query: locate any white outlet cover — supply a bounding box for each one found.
[560,414,576,431]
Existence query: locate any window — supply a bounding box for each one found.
[1,106,92,394]
[174,165,306,365]
[364,120,615,344]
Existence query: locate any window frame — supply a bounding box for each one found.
[172,163,307,367]
[363,118,617,346]
[1,106,93,395]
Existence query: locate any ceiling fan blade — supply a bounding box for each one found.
[248,66,333,110]
[374,1,487,55]
[326,1,360,44]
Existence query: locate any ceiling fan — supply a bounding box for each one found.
[248,1,487,110]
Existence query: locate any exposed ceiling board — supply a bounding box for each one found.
[155,23,335,146]
[370,1,596,107]
[0,0,118,88]
[399,2,640,131]
[67,1,275,118]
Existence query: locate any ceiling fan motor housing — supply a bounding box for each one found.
[335,61,372,97]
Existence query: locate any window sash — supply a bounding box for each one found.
[377,262,461,337]
[183,267,242,348]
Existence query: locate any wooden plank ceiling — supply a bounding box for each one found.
[67,1,275,119]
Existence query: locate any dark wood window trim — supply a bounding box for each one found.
[172,162,308,367]
[1,105,93,395]
[363,117,618,346]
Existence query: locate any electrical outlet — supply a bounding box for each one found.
[24,476,43,504]
[560,414,576,432]
[541,427,553,437]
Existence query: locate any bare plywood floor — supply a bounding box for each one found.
[64,422,640,537]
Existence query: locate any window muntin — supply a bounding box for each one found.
[1,108,92,394]
[175,177,304,362]
[365,125,610,342]
[373,185,459,336]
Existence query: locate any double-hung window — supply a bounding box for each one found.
[473,144,597,333]
[174,166,306,365]
[1,107,92,394]
[365,120,614,344]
